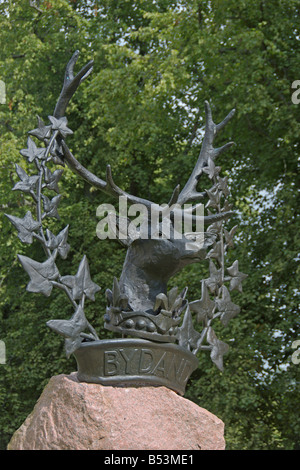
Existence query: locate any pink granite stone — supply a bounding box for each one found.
[7,373,225,450]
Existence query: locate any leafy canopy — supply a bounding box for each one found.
[0,0,299,450]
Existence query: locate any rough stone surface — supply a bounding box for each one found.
[8,373,225,450]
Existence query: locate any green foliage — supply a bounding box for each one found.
[0,0,299,450]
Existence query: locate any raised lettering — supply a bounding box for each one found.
[139,348,154,373]
[104,350,119,376]
[181,362,192,384]
[167,354,186,382]
[151,352,167,377]
[119,348,138,374]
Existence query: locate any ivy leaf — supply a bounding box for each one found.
[49,139,65,166]
[205,187,220,209]
[207,327,229,371]
[207,220,223,234]
[12,164,39,193]
[176,305,201,353]
[20,137,46,162]
[205,260,223,294]
[215,285,241,326]
[47,305,87,358]
[48,116,73,139]
[43,167,63,193]
[28,116,52,141]
[61,255,101,301]
[5,211,41,244]
[207,240,223,265]
[45,226,70,259]
[18,255,59,297]
[227,260,248,292]
[224,225,238,249]
[189,281,215,322]
[221,200,234,212]
[47,306,87,338]
[42,194,61,219]
[217,175,230,197]
[202,157,221,179]
[64,336,84,359]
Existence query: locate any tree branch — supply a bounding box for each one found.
[29,1,43,14]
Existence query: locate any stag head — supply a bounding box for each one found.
[6,50,248,374]
[48,52,236,343]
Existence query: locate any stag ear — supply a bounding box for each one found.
[109,214,140,247]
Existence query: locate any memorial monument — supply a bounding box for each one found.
[6,52,247,450]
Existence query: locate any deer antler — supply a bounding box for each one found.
[61,142,156,209]
[54,50,94,119]
[176,101,235,206]
[53,52,157,210]
[53,52,234,225]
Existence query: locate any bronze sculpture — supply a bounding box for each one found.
[6,52,247,395]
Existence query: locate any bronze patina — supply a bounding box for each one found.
[6,52,247,395]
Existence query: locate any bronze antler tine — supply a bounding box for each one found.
[53,51,94,119]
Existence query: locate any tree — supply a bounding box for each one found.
[0,0,299,449]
